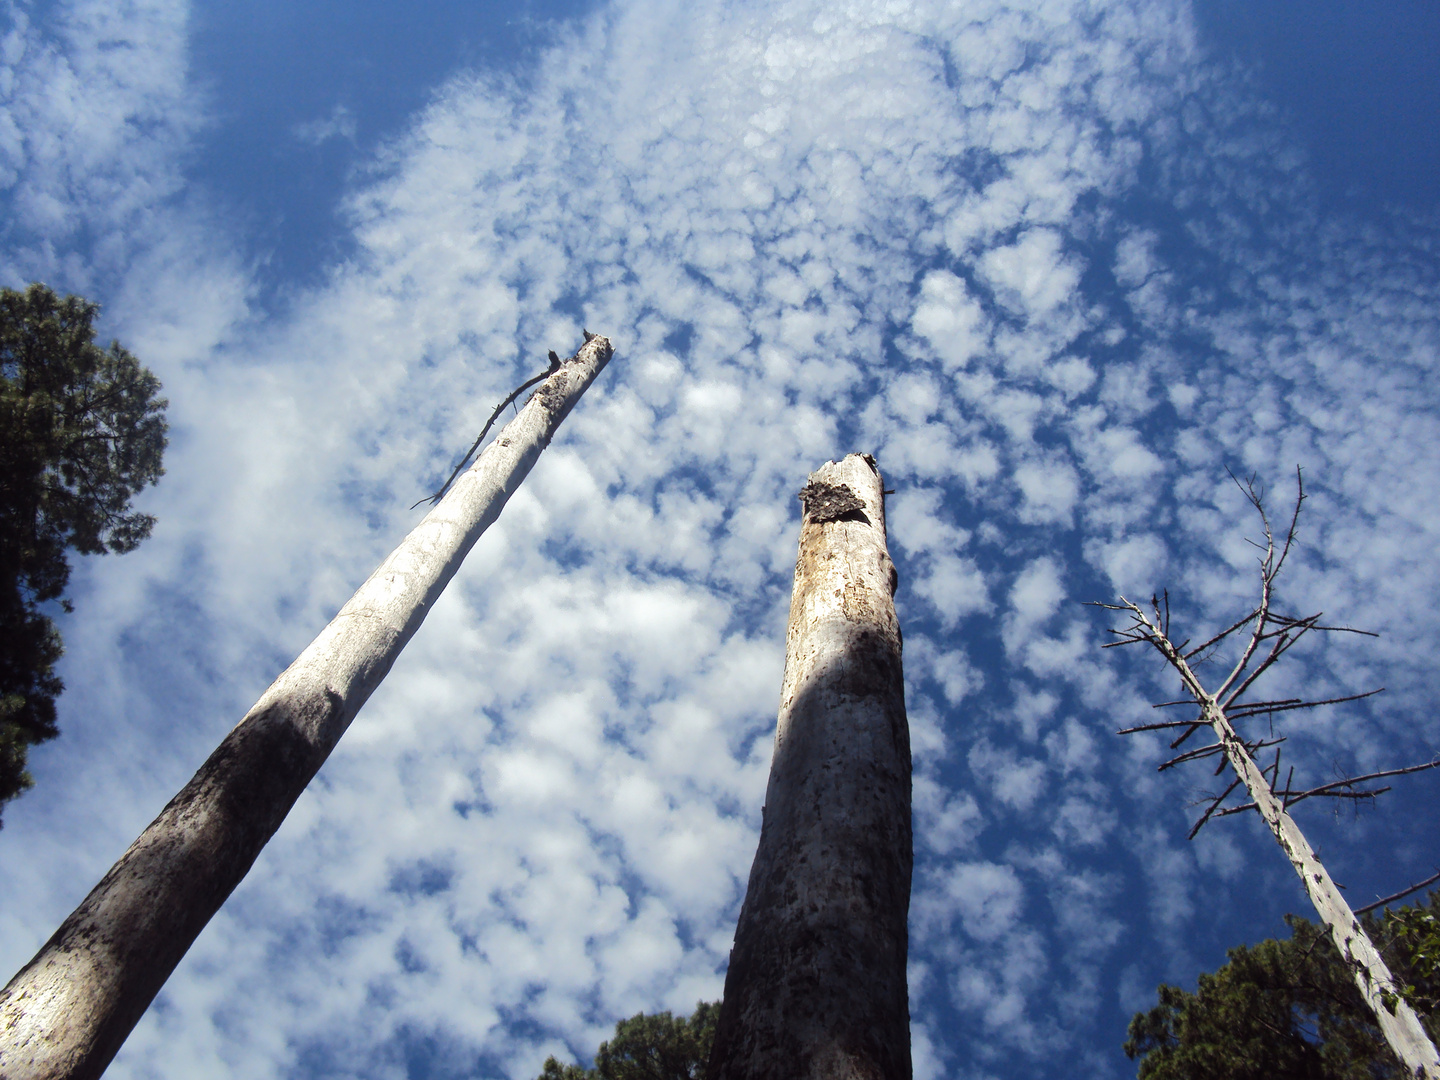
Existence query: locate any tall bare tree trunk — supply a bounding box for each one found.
[1122,607,1440,1078]
[1099,471,1440,1078]
[1201,692,1440,1078]
[708,453,912,1080]
[0,336,612,1080]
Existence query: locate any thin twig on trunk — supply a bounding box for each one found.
[1357,871,1440,916]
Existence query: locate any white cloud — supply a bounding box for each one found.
[1091,532,1168,595]
[980,228,1084,320]
[293,103,357,146]
[1078,422,1165,486]
[1051,796,1115,847]
[969,739,1048,812]
[1113,229,1159,290]
[1014,456,1080,526]
[912,552,990,630]
[911,269,989,370]
[931,646,984,706]
[914,775,981,855]
[1011,684,1059,742]
[887,487,970,557]
[0,0,199,286]
[1009,556,1065,626]
[1045,717,1099,775]
[1099,361,1156,420]
[927,860,1026,943]
[1044,355,1096,399]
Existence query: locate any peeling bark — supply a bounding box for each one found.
[709,454,912,1080]
[0,337,613,1080]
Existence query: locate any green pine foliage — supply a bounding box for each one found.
[537,1001,719,1080]
[1125,892,1440,1080]
[0,283,167,821]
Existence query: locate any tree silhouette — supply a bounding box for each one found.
[0,283,167,820]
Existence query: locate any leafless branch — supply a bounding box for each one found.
[1116,719,1201,735]
[1216,788,1389,818]
[1159,736,1284,773]
[1228,690,1383,721]
[1168,721,1206,750]
[1216,760,1440,819]
[1265,744,1282,788]
[1158,742,1226,771]
[1355,870,1440,916]
[1188,776,1244,839]
[1227,697,1304,714]
[412,352,563,509]
[1272,465,1305,579]
[1089,467,1440,1073]
[1183,610,1260,661]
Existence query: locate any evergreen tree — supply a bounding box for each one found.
[1126,893,1440,1079]
[0,283,167,820]
[537,1001,719,1080]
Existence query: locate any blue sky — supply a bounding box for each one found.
[1,1,1438,1078]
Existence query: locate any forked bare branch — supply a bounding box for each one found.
[1159,735,1284,773]
[1214,760,1440,818]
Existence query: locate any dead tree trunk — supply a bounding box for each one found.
[708,453,912,1080]
[0,336,613,1080]
[1174,645,1437,1077]
[1097,472,1440,1078]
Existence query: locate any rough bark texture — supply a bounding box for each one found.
[0,337,613,1080]
[708,453,912,1080]
[1156,638,1440,1078]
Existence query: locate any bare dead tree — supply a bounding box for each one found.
[1093,469,1440,1078]
[707,454,912,1080]
[0,336,613,1080]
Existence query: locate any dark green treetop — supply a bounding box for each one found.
[1125,892,1440,1080]
[0,282,168,820]
[537,1001,719,1080]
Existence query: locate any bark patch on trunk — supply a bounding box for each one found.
[798,480,867,525]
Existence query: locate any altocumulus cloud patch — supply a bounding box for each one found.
[1,0,1439,1078]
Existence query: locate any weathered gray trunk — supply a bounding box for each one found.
[708,453,912,1080]
[0,336,613,1080]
